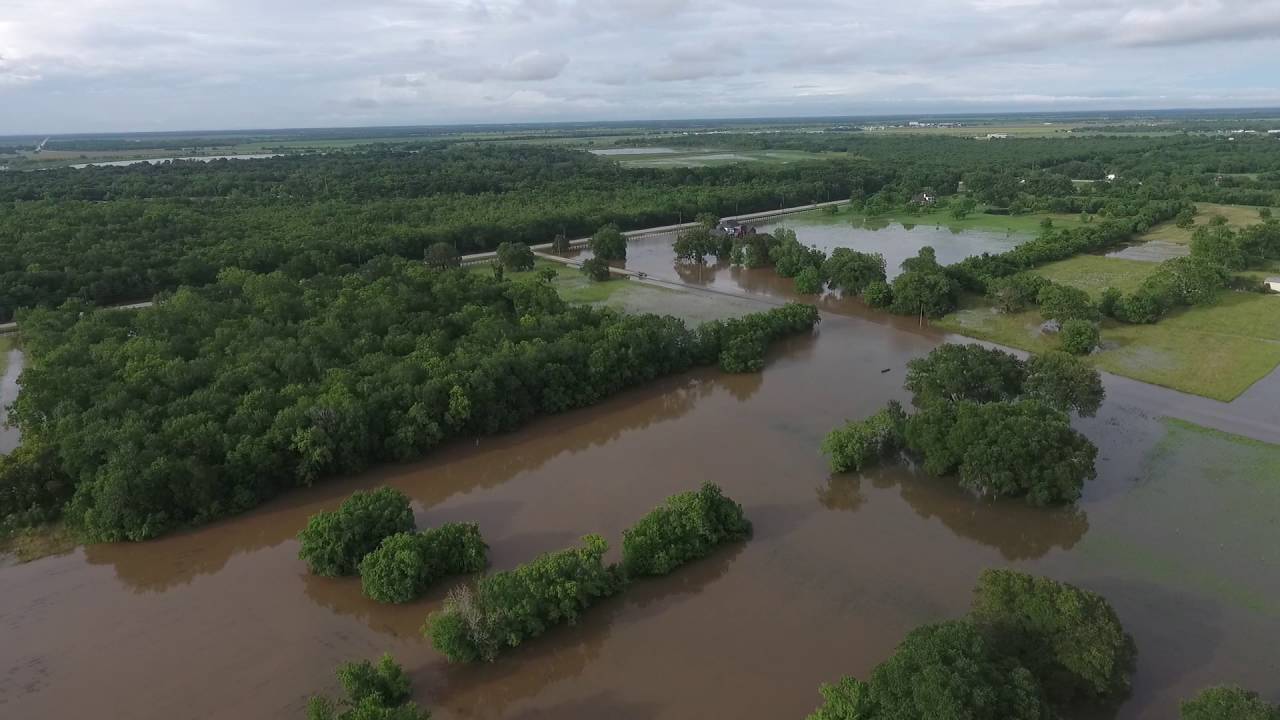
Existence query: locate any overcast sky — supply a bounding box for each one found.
[2,0,1279,134]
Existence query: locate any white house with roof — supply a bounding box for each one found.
[1266,276,1280,293]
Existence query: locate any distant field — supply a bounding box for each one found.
[1035,255,1159,297]
[936,291,1280,401]
[613,149,847,168]
[1139,202,1267,245]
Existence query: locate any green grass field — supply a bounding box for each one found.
[473,258,637,304]
[1034,255,1160,297]
[1139,202,1267,245]
[936,291,1280,401]
[1076,418,1280,618]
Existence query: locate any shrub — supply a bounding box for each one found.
[495,242,535,271]
[987,273,1049,314]
[360,523,489,603]
[905,400,1097,505]
[298,488,416,577]
[863,280,893,308]
[889,269,956,318]
[905,344,1027,406]
[1024,351,1105,417]
[821,401,907,472]
[306,653,428,720]
[1181,686,1280,720]
[1037,283,1099,322]
[770,228,827,278]
[580,256,611,281]
[866,621,1047,720]
[970,569,1135,706]
[424,242,459,269]
[621,482,752,577]
[425,535,622,662]
[589,224,627,260]
[1058,319,1099,355]
[673,225,731,263]
[794,266,824,294]
[1099,287,1123,318]
[697,303,819,373]
[823,248,886,295]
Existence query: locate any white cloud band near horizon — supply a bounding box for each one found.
[1,0,1279,134]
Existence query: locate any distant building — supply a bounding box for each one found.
[985,133,1009,140]
[1106,173,1118,181]
[1266,277,1280,293]
[911,192,937,205]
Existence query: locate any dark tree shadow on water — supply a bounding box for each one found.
[1069,577,1225,720]
[419,542,747,718]
[816,459,1090,562]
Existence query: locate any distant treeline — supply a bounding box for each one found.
[3,139,1277,322]
[41,139,239,152]
[0,146,898,320]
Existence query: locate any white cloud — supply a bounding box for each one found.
[0,0,1277,133]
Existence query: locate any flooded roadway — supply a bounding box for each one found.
[2,230,1279,719]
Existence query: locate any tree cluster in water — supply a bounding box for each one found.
[823,343,1104,505]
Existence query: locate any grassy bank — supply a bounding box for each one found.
[1139,202,1266,245]
[935,291,1280,401]
[0,524,76,565]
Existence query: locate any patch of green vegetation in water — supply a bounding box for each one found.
[1077,418,1280,617]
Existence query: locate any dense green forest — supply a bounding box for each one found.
[0,258,816,540]
[0,146,867,320]
[3,138,1278,321]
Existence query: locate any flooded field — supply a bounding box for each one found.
[2,223,1279,719]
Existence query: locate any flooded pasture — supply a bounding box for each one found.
[2,223,1279,719]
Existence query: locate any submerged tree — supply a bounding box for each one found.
[589,223,628,261]
[1181,686,1280,720]
[307,653,429,720]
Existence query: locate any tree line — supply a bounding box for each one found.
[0,257,816,541]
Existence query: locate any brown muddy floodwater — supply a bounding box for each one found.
[3,232,1279,719]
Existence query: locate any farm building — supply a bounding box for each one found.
[1266,277,1280,293]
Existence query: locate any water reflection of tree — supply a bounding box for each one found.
[817,461,1089,562]
[84,373,759,593]
[421,542,746,719]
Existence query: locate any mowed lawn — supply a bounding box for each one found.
[936,291,1280,401]
[1139,202,1268,245]
[1035,255,1159,297]
[474,258,658,305]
